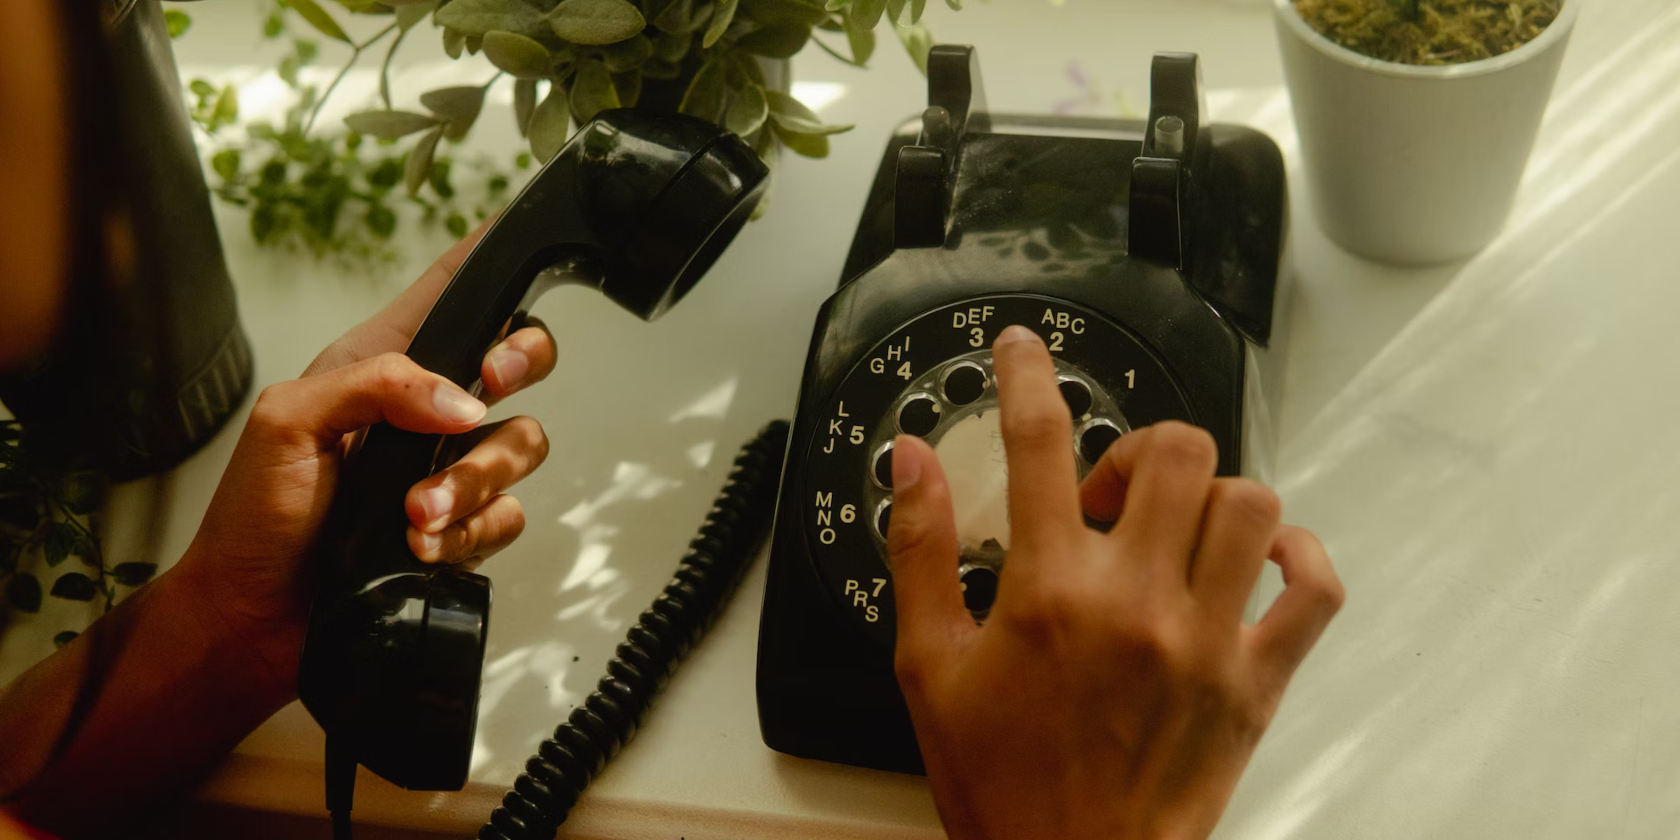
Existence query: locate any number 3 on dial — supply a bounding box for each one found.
[968,327,983,347]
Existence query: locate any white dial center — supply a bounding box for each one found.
[933,409,1011,552]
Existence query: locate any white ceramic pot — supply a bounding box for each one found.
[1273,0,1581,264]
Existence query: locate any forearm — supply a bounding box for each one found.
[0,564,292,838]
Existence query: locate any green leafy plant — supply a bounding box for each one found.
[0,421,153,648]
[177,0,955,259]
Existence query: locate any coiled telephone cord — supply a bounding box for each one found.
[476,420,789,840]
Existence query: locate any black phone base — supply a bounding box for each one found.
[756,46,1288,774]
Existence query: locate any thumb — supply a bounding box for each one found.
[888,435,972,686]
[251,352,488,449]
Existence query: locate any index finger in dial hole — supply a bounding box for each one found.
[990,326,1083,555]
[404,415,549,533]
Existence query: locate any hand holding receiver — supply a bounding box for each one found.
[295,109,769,797]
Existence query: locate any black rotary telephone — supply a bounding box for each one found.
[296,109,772,836]
[756,45,1288,774]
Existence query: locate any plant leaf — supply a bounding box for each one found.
[164,9,192,38]
[74,537,99,567]
[678,58,729,122]
[344,109,442,139]
[366,202,397,237]
[725,83,768,136]
[443,26,466,58]
[264,7,286,37]
[886,0,905,26]
[6,573,41,613]
[603,34,653,71]
[111,562,158,587]
[654,0,694,33]
[765,89,852,134]
[944,0,960,8]
[702,0,737,47]
[731,49,768,84]
[446,212,469,238]
[52,631,78,649]
[741,0,828,26]
[735,23,811,57]
[655,29,694,61]
[514,78,539,137]
[894,20,931,74]
[843,11,874,64]
[280,54,302,87]
[44,522,79,568]
[405,126,444,198]
[549,0,647,45]
[395,0,437,31]
[62,473,105,516]
[435,0,549,37]
[907,0,926,23]
[49,572,97,602]
[850,0,886,29]
[529,82,571,162]
[690,2,717,33]
[483,30,553,78]
[568,59,621,124]
[772,121,829,158]
[286,0,352,44]
[429,158,455,199]
[211,84,240,131]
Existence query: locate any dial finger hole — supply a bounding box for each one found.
[1058,376,1093,420]
[871,442,895,489]
[896,394,942,437]
[873,498,893,542]
[941,361,988,406]
[959,564,999,615]
[1077,418,1123,466]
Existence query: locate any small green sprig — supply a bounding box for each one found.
[0,421,151,649]
[184,15,516,263]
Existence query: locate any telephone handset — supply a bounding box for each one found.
[756,46,1288,773]
[295,109,768,823]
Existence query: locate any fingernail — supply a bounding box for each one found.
[418,531,442,556]
[434,384,486,424]
[892,438,921,491]
[487,345,528,390]
[420,486,453,531]
[994,325,1039,348]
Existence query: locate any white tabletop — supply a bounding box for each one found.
[5,0,1677,837]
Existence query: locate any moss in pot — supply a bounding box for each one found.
[1294,0,1561,65]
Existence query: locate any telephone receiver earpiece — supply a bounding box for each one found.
[297,109,768,793]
